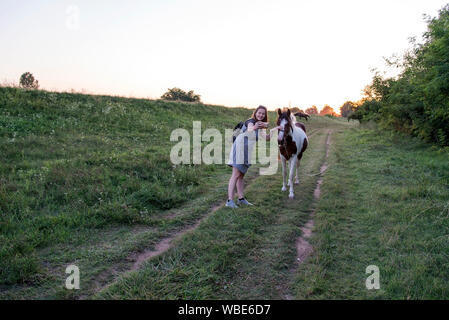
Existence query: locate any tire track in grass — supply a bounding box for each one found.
[130,202,224,271]
[280,130,332,300]
[295,130,332,266]
[90,204,223,297]
[89,168,261,298]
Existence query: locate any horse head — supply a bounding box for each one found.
[277,108,293,145]
[276,107,309,199]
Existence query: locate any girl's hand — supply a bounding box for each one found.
[256,121,268,129]
[254,122,262,129]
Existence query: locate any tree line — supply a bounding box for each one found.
[348,4,449,147]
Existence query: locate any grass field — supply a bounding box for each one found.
[1,87,448,299]
[293,127,449,299]
[0,87,257,298]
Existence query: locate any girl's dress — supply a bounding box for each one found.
[227,118,259,174]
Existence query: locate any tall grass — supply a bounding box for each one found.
[293,128,449,299]
[0,86,254,286]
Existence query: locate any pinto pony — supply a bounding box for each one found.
[277,108,308,199]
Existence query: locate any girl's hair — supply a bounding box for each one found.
[251,105,268,123]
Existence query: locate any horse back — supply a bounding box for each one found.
[292,124,308,161]
[297,137,308,161]
[295,122,306,133]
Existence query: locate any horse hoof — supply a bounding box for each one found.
[289,193,294,199]
[294,180,299,185]
[282,187,287,192]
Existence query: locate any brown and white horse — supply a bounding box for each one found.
[277,108,308,199]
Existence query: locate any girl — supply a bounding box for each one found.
[226,105,279,208]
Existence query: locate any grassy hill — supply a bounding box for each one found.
[2,87,447,300]
[0,87,260,290]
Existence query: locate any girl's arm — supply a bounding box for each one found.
[248,122,279,140]
[260,126,280,141]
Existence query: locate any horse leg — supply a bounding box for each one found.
[288,157,297,199]
[281,156,287,192]
[295,159,300,184]
[295,139,308,185]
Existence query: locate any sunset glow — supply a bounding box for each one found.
[1,0,448,111]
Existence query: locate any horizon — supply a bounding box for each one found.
[0,84,345,116]
[1,0,448,112]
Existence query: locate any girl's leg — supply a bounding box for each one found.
[228,167,242,200]
[236,173,245,199]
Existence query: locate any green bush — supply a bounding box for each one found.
[19,72,39,90]
[161,87,201,102]
[354,4,449,146]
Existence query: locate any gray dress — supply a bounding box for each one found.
[227,119,259,174]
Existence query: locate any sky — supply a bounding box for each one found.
[1,0,448,111]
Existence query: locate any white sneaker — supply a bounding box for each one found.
[226,199,239,208]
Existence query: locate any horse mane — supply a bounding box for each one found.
[290,112,297,125]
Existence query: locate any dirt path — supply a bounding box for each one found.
[130,202,223,271]
[280,130,332,300]
[295,131,331,264]
[88,169,262,298]
[88,203,223,297]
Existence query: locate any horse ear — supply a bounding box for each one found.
[277,108,282,116]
